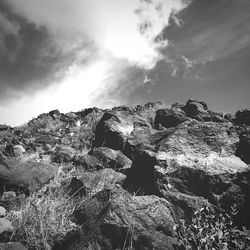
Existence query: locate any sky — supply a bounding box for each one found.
[0,0,250,126]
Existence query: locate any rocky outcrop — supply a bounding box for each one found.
[1,100,250,249]
[54,186,175,250]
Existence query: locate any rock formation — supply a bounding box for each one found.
[0,100,249,249]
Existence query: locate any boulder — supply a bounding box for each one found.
[0,242,28,250]
[69,168,126,197]
[0,160,58,192]
[53,146,76,163]
[74,154,103,171]
[183,99,211,121]
[154,108,187,129]
[0,218,13,242]
[55,186,175,250]
[235,109,250,126]
[0,208,5,218]
[35,134,57,146]
[90,147,132,170]
[12,145,25,157]
[0,126,10,133]
[93,110,151,155]
[122,120,250,224]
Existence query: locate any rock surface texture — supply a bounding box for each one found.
[0,100,249,249]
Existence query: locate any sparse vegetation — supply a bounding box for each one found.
[7,170,79,250]
[175,206,250,250]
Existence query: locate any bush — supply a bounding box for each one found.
[175,206,250,250]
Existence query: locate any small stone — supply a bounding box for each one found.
[0,207,6,218]
[1,191,16,201]
[0,218,13,234]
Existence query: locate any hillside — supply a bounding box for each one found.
[0,99,250,250]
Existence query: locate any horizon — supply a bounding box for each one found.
[1,0,250,126]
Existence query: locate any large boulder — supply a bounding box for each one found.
[154,108,187,129]
[0,160,58,193]
[183,99,211,121]
[123,120,250,224]
[54,186,176,250]
[93,110,151,155]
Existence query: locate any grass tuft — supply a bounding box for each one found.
[7,170,78,250]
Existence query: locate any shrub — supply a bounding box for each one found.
[175,206,250,250]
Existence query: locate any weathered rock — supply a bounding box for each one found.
[49,109,61,120]
[0,160,58,192]
[235,109,250,126]
[69,168,126,196]
[74,154,103,171]
[123,120,250,224]
[53,146,76,163]
[183,99,211,121]
[0,208,5,218]
[154,108,187,129]
[12,145,25,157]
[35,134,57,146]
[93,110,151,155]
[90,147,132,170]
[0,242,28,250]
[0,126,10,133]
[56,186,175,250]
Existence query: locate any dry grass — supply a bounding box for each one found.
[7,169,79,250]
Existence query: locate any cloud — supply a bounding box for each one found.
[0,10,21,63]
[0,0,191,125]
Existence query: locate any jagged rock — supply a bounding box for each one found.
[0,242,28,250]
[0,126,10,133]
[49,109,61,120]
[183,99,211,121]
[90,147,132,170]
[235,109,250,126]
[12,145,25,157]
[154,108,187,129]
[93,110,151,155]
[35,134,57,146]
[53,146,76,163]
[0,160,58,192]
[55,186,175,250]
[69,169,126,196]
[74,154,103,171]
[123,120,250,223]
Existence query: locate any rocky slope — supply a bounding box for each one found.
[0,99,250,249]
